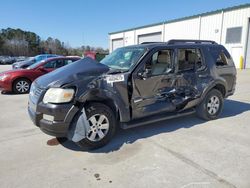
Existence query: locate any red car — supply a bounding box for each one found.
[0,56,81,94]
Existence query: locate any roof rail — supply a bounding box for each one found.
[141,42,166,44]
[167,39,217,45]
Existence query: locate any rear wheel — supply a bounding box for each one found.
[76,103,116,150]
[13,78,31,94]
[196,89,224,120]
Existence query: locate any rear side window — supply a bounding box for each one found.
[64,59,74,65]
[216,53,228,66]
[210,47,231,67]
[177,48,203,72]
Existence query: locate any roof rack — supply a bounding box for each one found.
[167,39,217,45]
[141,42,167,44]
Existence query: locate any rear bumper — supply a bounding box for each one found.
[226,88,235,98]
[28,100,79,137]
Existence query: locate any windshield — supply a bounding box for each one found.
[27,60,45,69]
[35,55,44,62]
[100,47,146,71]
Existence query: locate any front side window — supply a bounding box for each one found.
[177,48,203,72]
[43,60,64,69]
[144,49,173,76]
[100,47,146,71]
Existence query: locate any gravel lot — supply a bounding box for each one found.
[0,65,250,188]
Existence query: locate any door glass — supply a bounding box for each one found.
[55,60,65,68]
[64,59,74,65]
[43,60,57,68]
[145,50,173,76]
[177,49,202,72]
[210,47,232,67]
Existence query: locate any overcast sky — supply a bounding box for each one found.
[0,0,249,48]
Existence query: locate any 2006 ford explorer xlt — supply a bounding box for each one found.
[28,40,236,150]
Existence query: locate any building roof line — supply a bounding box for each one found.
[109,3,250,35]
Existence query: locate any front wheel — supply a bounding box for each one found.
[196,89,224,120]
[13,78,31,94]
[76,103,116,150]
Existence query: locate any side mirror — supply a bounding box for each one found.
[37,67,46,72]
[165,68,173,74]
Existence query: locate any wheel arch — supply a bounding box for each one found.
[77,89,131,123]
[213,83,226,97]
[12,76,32,90]
[84,98,121,121]
[199,80,227,104]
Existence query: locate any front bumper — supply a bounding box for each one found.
[0,79,12,92]
[28,99,79,137]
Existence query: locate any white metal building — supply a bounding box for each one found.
[109,4,250,68]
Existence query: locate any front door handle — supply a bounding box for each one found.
[198,74,209,78]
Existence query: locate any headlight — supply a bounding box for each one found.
[0,74,10,81]
[43,88,75,104]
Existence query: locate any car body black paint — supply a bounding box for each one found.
[28,41,236,137]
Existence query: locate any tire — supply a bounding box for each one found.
[196,89,224,120]
[76,103,116,150]
[13,78,31,94]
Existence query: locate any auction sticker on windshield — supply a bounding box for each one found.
[106,74,125,84]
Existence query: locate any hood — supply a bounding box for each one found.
[0,69,33,75]
[36,57,109,88]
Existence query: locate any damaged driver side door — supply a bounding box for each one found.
[131,48,177,119]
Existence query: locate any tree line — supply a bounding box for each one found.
[0,28,108,57]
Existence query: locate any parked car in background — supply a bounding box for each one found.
[28,40,236,150]
[0,56,16,64]
[15,56,29,62]
[12,54,60,69]
[0,56,81,94]
[83,51,108,62]
[66,56,82,58]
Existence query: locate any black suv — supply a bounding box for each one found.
[28,40,236,150]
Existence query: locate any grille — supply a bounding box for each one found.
[34,86,43,98]
[29,82,44,103]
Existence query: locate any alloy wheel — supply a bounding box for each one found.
[87,114,110,142]
[16,80,30,93]
[207,95,220,115]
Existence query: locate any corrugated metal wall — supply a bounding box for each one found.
[200,13,222,43]
[109,6,250,68]
[164,18,200,41]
